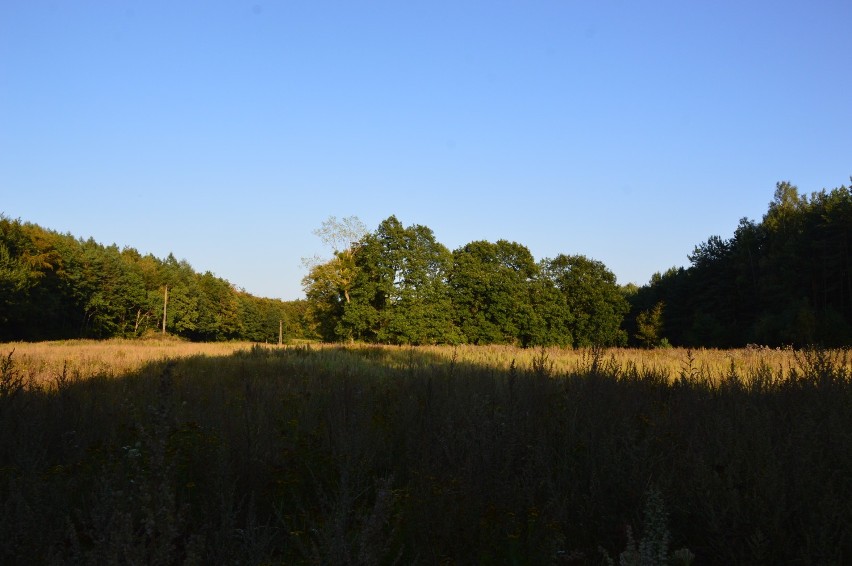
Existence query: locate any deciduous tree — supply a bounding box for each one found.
[543,254,628,347]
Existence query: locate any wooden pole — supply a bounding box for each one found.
[162,285,168,335]
[278,319,283,346]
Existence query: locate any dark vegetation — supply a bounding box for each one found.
[630,181,852,347]
[1,345,850,564]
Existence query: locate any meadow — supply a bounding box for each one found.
[1,341,850,564]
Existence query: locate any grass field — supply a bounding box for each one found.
[4,339,813,388]
[1,340,850,564]
[2,338,256,385]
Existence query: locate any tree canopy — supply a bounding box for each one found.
[7,178,850,348]
[543,254,629,347]
[0,216,311,342]
[304,216,627,347]
[629,180,852,347]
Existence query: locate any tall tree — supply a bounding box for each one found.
[194,272,242,340]
[301,216,368,340]
[159,254,200,336]
[543,254,628,347]
[303,258,351,341]
[0,217,55,339]
[634,301,666,348]
[343,216,460,344]
[449,240,569,346]
[637,180,852,347]
[304,215,367,304]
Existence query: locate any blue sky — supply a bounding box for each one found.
[2,1,850,300]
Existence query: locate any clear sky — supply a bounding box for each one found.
[2,1,850,300]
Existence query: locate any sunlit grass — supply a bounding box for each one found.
[4,339,837,389]
[293,342,812,385]
[2,338,255,386]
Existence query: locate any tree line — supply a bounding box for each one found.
[629,180,852,347]
[305,179,852,348]
[4,179,850,346]
[0,217,310,342]
[303,215,629,346]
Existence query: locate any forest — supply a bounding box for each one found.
[305,180,852,348]
[631,181,852,347]
[0,218,311,342]
[3,180,852,347]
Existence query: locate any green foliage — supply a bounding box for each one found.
[635,301,666,348]
[635,180,852,347]
[0,210,633,346]
[302,257,349,341]
[450,239,566,346]
[543,254,629,347]
[0,217,306,342]
[301,216,368,341]
[343,216,461,344]
[526,274,574,347]
[303,217,628,347]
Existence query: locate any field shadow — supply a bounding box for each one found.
[1,345,850,564]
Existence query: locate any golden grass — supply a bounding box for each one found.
[1,338,255,386]
[333,343,809,384]
[5,338,836,388]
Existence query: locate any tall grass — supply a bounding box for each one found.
[2,339,254,387]
[1,342,850,564]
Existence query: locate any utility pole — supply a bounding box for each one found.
[162,285,168,335]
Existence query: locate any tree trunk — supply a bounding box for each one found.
[162,286,168,335]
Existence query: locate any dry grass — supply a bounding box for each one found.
[1,340,850,564]
[302,343,814,385]
[1,339,256,387]
[3,339,828,388]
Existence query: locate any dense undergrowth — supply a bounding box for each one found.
[1,345,850,564]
